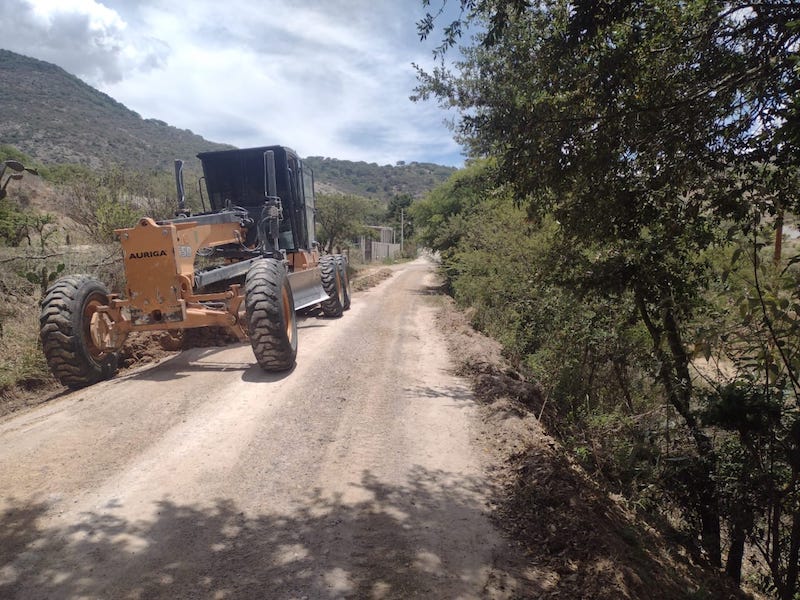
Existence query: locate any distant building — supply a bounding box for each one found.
[355,226,401,262]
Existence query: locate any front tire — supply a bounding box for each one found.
[40,275,119,389]
[335,255,351,311]
[245,259,297,371]
[319,255,344,317]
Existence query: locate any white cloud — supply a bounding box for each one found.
[28,0,124,34]
[0,0,167,82]
[1,0,465,166]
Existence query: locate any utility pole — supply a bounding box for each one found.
[400,209,404,255]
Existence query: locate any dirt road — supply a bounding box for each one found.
[0,258,511,599]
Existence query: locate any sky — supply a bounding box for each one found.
[0,0,466,166]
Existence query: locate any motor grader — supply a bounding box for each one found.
[40,146,351,388]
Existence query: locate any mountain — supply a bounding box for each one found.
[0,49,232,171]
[0,49,456,199]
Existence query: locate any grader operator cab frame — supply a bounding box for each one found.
[40,146,351,389]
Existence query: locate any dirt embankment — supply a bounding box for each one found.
[350,266,393,291]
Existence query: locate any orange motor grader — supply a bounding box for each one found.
[40,146,350,388]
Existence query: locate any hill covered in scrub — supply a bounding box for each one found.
[0,49,232,171]
[304,156,456,201]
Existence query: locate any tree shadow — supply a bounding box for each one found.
[1,466,521,599]
[403,384,475,404]
[409,283,448,297]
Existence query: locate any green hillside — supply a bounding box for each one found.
[304,156,456,201]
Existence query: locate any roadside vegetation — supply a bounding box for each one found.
[412,1,800,597]
[316,191,415,258]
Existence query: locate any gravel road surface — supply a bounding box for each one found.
[0,258,509,599]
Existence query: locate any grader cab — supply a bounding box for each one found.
[40,146,351,388]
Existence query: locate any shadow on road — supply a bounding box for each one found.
[1,467,524,599]
[408,283,448,297]
[119,347,295,384]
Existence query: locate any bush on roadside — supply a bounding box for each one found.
[413,162,800,594]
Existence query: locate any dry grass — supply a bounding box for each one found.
[0,296,51,391]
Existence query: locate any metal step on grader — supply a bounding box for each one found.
[40,146,351,388]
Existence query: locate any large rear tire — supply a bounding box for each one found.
[320,255,344,317]
[335,255,351,310]
[40,275,119,389]
[245,259,297,371]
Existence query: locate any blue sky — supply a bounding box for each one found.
[0,0,467,166]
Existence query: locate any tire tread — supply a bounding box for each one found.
[39,275,118,388]
[245,259,297,371]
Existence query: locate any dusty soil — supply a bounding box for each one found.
[0,258,748,599]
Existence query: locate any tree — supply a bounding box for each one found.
[61,171,138,243]
[705,231,800,596]
[59,165,175,243]
[315,193,372,253]
[0,159,43,247]
[0,197,29,246]
[411,159,495,261]
[415,0,800,587]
